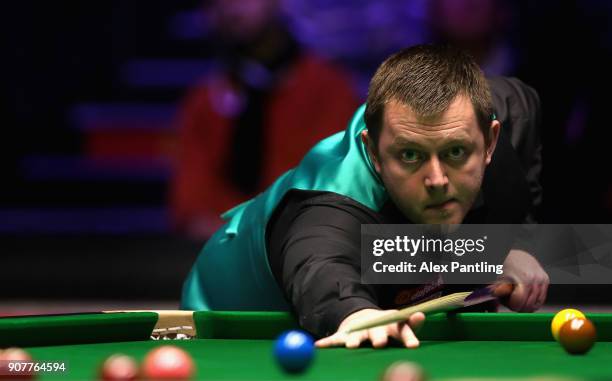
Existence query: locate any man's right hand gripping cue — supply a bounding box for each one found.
[314,309,426,349]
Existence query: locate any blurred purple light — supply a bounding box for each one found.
[70,102,177,130]
[168,10,210,40]
[21,156,171,181]
[121,59,216,88]
[0,207,169,235]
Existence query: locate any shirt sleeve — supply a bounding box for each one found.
[267,193,382,338]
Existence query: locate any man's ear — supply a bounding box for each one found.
[485,120,501,165]
[361,130,382,174]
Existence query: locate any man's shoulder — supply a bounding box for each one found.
[488,77,541,117]
[272,190,385,226]
[266,190,382,281]
[488,76,536,94]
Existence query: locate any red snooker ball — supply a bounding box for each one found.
[380,361,426,381]
[558,317,597,354]
[0,347,34,379]
[99,354,138,381]
[141,345,195,380]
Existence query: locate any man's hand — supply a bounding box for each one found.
[501,249,550,312]
[314,309,425,349]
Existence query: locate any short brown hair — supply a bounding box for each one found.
[364,44,494,147]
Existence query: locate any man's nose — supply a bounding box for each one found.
[423,157,449,190]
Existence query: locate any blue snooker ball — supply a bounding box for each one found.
[273,330,315,373]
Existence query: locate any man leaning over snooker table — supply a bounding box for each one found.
[181,44,549,349]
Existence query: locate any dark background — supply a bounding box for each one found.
[2,0,611,311]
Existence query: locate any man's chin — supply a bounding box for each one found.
[403,204,465,224]
[422,217,461,225]
[420,210,464,224]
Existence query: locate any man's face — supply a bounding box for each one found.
[364,95,499,224]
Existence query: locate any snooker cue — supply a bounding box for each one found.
[344,283,514,334]
[343,291,471,334]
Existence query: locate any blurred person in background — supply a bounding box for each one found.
[171,0,359,238]
[428,0,518,76]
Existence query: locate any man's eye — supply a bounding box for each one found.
[401,150,421,163]
[446,147,466,160]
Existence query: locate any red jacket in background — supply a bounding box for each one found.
[171,54,359,236]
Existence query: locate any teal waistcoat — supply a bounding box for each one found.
[181,104,388,311]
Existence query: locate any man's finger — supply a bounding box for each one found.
[369,326,389,348]
[387,322,401,339]
[408,312,425,332]
[400,323,420,348]
[523,283,540,312]
[315,332,346,348]
[507,283,528,311]
[531,281,549,310]
[345,331,367,349]
[538,280,549,307]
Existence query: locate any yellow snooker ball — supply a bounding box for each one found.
[551,309,586,341]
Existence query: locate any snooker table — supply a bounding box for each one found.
[1,311,612,380]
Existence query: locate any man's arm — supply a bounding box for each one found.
[268,193,381,337]
[488,77,549,310]
[267,192,425,347]
[488,77,543,223]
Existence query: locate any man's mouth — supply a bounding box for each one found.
[425,198,457,210]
